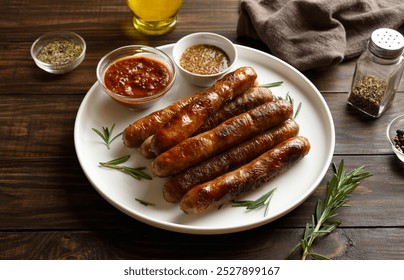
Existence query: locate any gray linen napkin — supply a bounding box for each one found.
[237,0,404,71]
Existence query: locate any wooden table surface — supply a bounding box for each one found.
[1,0,404,260]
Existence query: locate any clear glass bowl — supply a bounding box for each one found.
[30,31,86,74]
[386,114,404,162]
[96,45,176,110]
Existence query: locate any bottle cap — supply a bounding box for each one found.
[369,28,404,59]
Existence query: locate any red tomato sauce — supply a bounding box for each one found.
[104,56,172,98]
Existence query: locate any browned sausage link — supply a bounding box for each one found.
[152,99,293,177]
[122,88,209,148]
[163,119,299,203]
[180,136,311,214]
[194,86,274,135]
[149,67,258,156]
[139,77,260,159]
[140,85,268,159]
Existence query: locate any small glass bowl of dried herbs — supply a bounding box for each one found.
[31,31,86,74]
[387,114,404,163]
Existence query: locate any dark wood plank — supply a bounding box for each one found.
[1,227,404,260]
[0,96,81,158]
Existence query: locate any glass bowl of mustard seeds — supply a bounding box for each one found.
[31,31,86,74]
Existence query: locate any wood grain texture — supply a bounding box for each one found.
[2,228,404,260]
[1,0,404,260]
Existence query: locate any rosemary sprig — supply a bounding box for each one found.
[287,160,372,260]
[99,155,152,180]
[276,93,302,120]
[135,198,155,206]
[260,81,284,88]
[232,188,277,217]
[92,123,123,150]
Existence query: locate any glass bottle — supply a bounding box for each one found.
[347,28,404,118]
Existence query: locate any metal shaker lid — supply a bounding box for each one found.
[369,28,404,59]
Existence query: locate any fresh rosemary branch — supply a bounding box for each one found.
[92,123,123,150]
[99,155,152,180]
[232,188,277,217]
[287,160,372,260]
[260,81,284,88]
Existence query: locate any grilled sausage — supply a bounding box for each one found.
[163,119,299,203]
[152,99,293,177]
[139,86,271,159]
[195,86,274,135]
[122,89,206,148]
[180,136,311,214]
[148,67,258,156]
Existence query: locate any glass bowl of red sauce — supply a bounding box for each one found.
[96,45,176,110]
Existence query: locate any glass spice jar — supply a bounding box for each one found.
[347,28,404,118]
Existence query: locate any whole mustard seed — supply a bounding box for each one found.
[37,40,82,65]
[180,44,230,75]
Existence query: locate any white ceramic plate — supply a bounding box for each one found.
[74,44,335,234]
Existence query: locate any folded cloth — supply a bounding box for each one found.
[237,0,404,71]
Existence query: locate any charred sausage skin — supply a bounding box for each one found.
[152,99,293,177]
[149,67,258,156]
[139,86,272,159]
[195,86,274,135]
[180,136,311,214]
[122,90,205,148]
[163,119,299,203]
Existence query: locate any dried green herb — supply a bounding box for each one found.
[37,40,82,65]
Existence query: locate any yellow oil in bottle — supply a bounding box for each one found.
[127,0,182,35]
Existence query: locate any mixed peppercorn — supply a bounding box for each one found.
[393,129,404,154]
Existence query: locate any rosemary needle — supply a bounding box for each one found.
[92,123,123,150]
[99,155,152,180]
[276,92,302,120]
[286,160,372,260]
[232,188,277,217]
[135,198,155,206]
[260,81,284,88]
